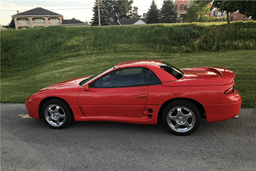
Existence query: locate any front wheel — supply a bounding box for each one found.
[42,99,73,129]
[162,100,200,135]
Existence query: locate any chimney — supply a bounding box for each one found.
[17,10,20,14]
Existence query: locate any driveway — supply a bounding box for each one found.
[1,103,256,171]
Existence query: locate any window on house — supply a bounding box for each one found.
[230,16,234,21]
[180,4,187,11]
[33,18,45,24]
[49,18,60,25]
[17,18,29,25]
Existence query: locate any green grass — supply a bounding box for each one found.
[1,22,256,107]
[1,50,255,108]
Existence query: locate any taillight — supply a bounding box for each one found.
[224,86,234,94]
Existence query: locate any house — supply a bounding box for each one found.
[209,8,228,21]
[174,0,191,22]
[12,7,86,29]
[229,12,252,21]
[210,8,252,21]
[110,18,147,25]
[62,18,88,26]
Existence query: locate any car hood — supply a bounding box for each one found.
[38,75,93,91]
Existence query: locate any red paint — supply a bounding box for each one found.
[78,86,148,117]
[25,60,241,125]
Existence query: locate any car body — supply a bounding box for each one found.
[25,60,241,135]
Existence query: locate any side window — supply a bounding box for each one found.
[146,69,161,85]
[92,67,146,88]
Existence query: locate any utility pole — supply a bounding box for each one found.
[98,0,101,26]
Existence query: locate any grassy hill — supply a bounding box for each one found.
[1,22,256,107]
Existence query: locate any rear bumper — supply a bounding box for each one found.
[204,89,241,123]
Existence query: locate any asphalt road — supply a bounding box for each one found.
[1,103,256,171]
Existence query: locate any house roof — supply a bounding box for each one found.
[12,7,62,17]
[109,21,119,25]
[62,18,86,25]
[118,18,147,25]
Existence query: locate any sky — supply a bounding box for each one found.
[0,0,166,25]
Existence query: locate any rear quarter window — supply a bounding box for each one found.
[160,63,184,79]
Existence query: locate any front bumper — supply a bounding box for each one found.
[25,98,40,120]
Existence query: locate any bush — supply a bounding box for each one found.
[1,22,256,78]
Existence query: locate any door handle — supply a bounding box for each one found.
[137,94,147,99]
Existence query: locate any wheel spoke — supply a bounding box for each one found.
[168,114,178,122]
[48,108,54,114]
[174,123,180,130]
[56,119,60,125]
[184,122,192,129]
[47,115,52,121]
[184,112,193,120]
[177,107,183,116]
[58,114,65,119]
[54,106,60,113]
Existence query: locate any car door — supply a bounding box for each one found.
[78,67,148,118]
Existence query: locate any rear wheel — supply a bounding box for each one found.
[162,100,200,135]
[42,99,73,129]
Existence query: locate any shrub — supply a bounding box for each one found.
[1,21,256,77]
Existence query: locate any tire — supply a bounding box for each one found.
[162,100,200,136]
[42,99,73,129]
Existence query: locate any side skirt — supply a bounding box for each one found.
[74,105,161,125]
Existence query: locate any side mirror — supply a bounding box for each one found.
[84,84,89,91]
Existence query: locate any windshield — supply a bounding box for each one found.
[79,67,115,86]
[160,62,184,79]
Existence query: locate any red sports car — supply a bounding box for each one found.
[25,60,241,135]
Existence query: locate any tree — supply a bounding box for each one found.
[212,0,256,24]
[103,0,137,21]
[184,0,211,22]
[91,0,141,25]
[160,0,177,23]
[146,0,160,24]
[8,18,15,28]
[91,0,110,26]
[128,6,141,18]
